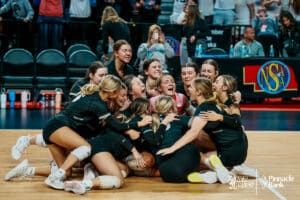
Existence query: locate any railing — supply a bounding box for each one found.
[0,19,249,56]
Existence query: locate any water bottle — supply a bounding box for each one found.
[39,93,45,109]
[269,44,275,57]
[55,88,62,110]
[195,44,203,58]
[229,44,234,58]
[50,94,55,108]
[0,88,6,109]
[45,94,50,108]
[241,45,248,58]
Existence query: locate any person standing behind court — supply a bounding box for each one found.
[134,0,161,23]
[0,0,34,50]
[37,0,64,50]
[198,0,214,25]
[233,26,265,57]
[213,0,236,25]
[100,6,131,63]
[234,0,255,25]
[180,2,210,66]
[66,0,92,47]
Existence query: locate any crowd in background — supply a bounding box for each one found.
[0,0,298,58]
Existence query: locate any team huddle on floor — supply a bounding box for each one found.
[4,55,258,195]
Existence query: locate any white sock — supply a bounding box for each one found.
[204,158,213,170]
[97,175,121,189]
[26,166,36,176]
[121,170,128,178]
[82,179,93,190]
[35,134,47,147]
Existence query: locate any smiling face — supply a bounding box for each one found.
[213,76,226,95]
[115,88,128,108]
[159,75,176,96]
[200,63,218,82]
[181,66,197,87]
[130,77,146,99]
[144,60,162,79]
[115,44,132,64]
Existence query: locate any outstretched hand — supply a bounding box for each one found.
[156,147,175,156]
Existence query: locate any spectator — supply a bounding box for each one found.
[134,0,161,23]
[262,0,289,20]
[0,0,34,50]
[180,2,210,66]
[289,0,300,20]
[279,10,300,56]
[137,24,174,73]
[66,0,92,47]
[100,6,131,63]
[233,26,265,57]
[213,0,236,25]
[37,0,64,50]
[254,5,279,36]
[170,0,187,24]
[234,0,255,25]
[198,0,214,25]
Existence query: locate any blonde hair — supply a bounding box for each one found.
[147,24,162,45]
[192,77,217,103]
[220,75,237,96]
[80,75,122,95]
[101,6,127,26]
[130,98,150,117]
[152,95,175,131]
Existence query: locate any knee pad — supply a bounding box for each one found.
[71,146,91,161]
[98,175,121,189]
[35,134,47,147]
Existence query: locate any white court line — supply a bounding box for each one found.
[258,177,287,200]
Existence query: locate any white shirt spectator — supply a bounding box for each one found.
[235,0,255,25]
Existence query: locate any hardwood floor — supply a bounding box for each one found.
[0,130,299,200]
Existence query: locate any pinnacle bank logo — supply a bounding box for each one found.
[257,61,290,94]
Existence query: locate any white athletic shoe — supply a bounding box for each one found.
[45,168,66,190]
[187,171,218,184]
[64,181,91,195]
[83,163,99,180]
[209,155,234,184]
[11,136,30,160]
[49,160,58,174]
[231,164,259,178]
[4,159,30,180]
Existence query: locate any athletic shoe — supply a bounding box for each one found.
[4,159,30,180]
[187,171,218,184]
[231,164,259,178]
[50,160,58,174]
[64,181,91,195]
[208,155,233,184]
[83,163,99,180]
[11,136,30,160]
[44,168,66,190]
